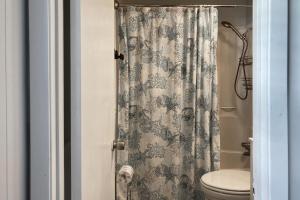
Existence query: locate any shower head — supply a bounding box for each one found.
[221,21,246,41]
[221,21,232,28]
[221,21,251,100]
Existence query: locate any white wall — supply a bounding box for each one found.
[82,1,116,198]
[0,0,28,199]
[217,7,252,169]
[71,0,116,199]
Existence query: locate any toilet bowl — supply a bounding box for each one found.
[200,169,250,200]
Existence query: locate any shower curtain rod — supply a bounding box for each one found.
[115,2,252,8]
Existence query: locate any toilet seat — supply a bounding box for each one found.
[200,169,250,199]
[201,181,250,196]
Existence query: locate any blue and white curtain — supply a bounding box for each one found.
[116,6,220,200]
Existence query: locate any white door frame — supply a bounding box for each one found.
[29,0,64,200]
[289,0,300,199]
[0,0,7,199]
[253,0,288,199]
[27,0,289,199]
[1,0,29,199]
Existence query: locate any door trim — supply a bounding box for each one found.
[253,0,288,199]
[1,0,29,199]
[0,0,7,198]
[29,0,64,199]
[70,0,82,199]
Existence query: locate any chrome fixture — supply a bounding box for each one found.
[241,142,251,156]
[222,21,252,100]
[221,21,246,40]
[112,140,125,151]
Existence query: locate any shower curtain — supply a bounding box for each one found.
[116,6,220,200]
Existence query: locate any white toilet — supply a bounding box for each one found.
[200,169,250,200]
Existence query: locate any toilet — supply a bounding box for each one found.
[200,169,250,200]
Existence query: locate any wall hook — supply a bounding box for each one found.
[115,50,124,60]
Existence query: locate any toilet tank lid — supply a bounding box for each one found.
[201,169,250,192]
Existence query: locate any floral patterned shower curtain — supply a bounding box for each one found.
[116,6,220,200]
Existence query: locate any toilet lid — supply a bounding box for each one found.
[201,169,250,192]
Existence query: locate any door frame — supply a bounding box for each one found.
[28,0,289,199]
[0,0,7,198]
[253,0,288,199]
[29,0,64,200]
[1,0,29,199]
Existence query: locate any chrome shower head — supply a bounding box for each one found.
[221,21,246,41]
[221,21,233,28]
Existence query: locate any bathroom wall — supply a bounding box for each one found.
[217,7,252,169]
